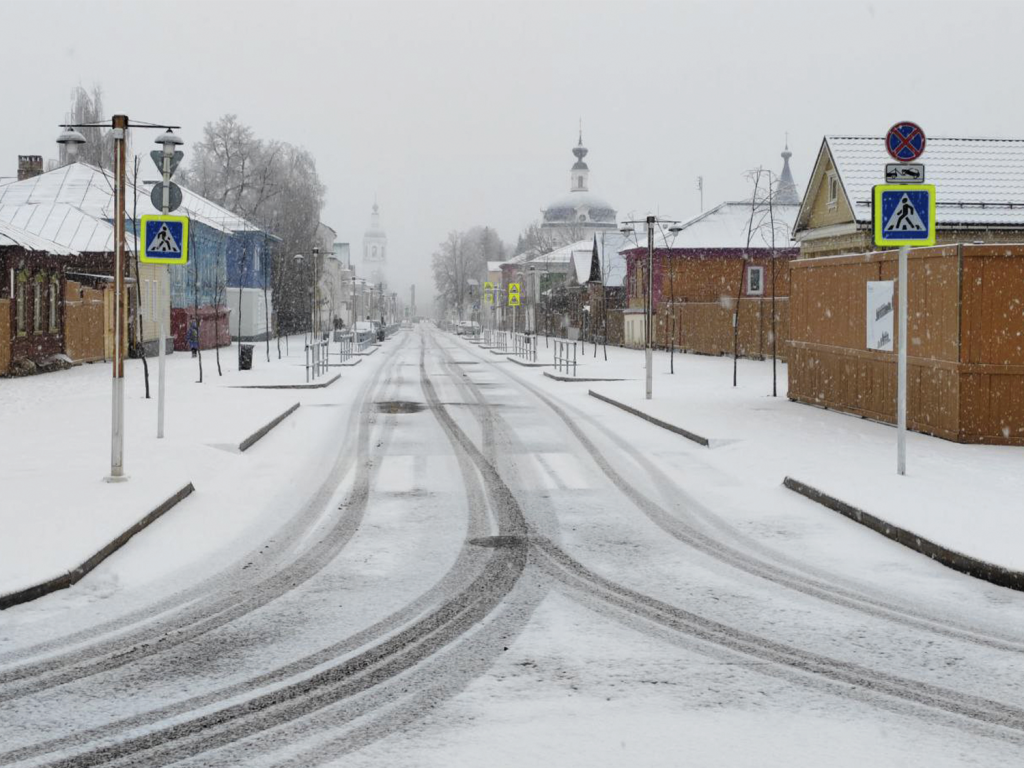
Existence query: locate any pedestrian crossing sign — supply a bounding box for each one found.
[140,215,190,264]
[508,292,520,307]
[873,184,935,247]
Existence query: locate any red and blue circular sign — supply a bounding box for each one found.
[886,122,926,162]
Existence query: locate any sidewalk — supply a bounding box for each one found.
[490,338,1024,574]
[0,334,357,601]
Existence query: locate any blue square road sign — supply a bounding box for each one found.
[873,184,935,247]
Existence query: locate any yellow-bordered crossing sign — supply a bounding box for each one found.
[140,215,190,264]
[873,184,935,247]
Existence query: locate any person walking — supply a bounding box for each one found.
[187,318,200,358]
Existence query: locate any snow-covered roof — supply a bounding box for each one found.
[0,219,78,255]
[592,232,634,287]
[0,203,129,253]
[670,200,800,249]
[817,136,1024,228]
[0,163,264,235]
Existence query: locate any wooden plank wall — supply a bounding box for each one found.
[64,280,107,363]
[959,247,1024,443]
[659,297,789,359]
[788,247,962,440]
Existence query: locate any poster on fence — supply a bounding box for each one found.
[866,280,895,352]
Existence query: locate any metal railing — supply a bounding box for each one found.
[512,332,537,362]
[306,337,330,382]
[554,339,577,377]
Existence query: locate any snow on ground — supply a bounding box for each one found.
[482,338,1024,573]
[339,591,1015,768]
[0,335,368,599]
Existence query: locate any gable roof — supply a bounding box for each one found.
[0,162,266,235]
[796,136,1024,235]
[0,203,128,253]
[0,219,78,255]
[672,200,800,250]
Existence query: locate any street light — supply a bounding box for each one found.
[621,215,680,400]
[56,127,86,160]
[58,116,181,481]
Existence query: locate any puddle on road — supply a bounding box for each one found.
[375,401,426,414]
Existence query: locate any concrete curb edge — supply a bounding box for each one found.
[239,402,301,452]
[587,390,710,447]
[231,374,341,390]
[544,372,629,383]
[782,476,1024,592]
[0,482,196,610]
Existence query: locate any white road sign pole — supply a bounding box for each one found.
[157,136,174,438]
[897,244,908,475]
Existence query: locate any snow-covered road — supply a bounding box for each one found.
[2,325,1024,767]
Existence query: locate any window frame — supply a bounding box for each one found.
[746,265,765,296]
[826,171,839,209]
[49,275,59,333]
[15,270,27,336]
[33,274,43,335]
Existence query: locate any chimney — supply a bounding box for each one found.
[17,155,43,181]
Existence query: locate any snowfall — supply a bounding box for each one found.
[1,325,1023,767]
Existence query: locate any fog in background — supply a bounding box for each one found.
[2,0,1022,313]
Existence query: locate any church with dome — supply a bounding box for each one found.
[540,130,619,240]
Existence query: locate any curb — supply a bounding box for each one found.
[231,374,341,390]
[328,359,364,368]
[508,356,553,367]
[782,477,1024,592]
[544,372,629,383]
[587,390,710,447]
[488,350,514,356]
[239,402,301,452]
[0,482,196,610]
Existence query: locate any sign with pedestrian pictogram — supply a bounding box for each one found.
[140,215,190,264]
[873,184,935,246]
[508,289,520,307]
[484,281,494,304]
[886,122,926,162]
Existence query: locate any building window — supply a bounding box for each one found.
[746,265,765,296]
[372,245,377,259]
[33,276,43,334]
[827,171,839,208]
[49,277,59,333]
[15,271,26,335]
[577,175,584,189]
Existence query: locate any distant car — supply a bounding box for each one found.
[455,320,480,336]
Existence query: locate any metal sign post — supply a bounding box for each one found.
[897,244,909,475]
[107,115,128,482]
[876,122,932,476]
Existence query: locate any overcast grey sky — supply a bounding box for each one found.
[2,0,1022,306]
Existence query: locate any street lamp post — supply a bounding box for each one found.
[621,216,680,401]
[58,115,182,481]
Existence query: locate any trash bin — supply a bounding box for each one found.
[239,344,254,371]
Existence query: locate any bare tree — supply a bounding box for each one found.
[60,85,113,169]
[190,225,203,383]
[128,156,151,397]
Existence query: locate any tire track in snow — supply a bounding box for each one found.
[532,537,1024,741]
[6,331,533,768]
[0,333,413,698]
[470,338,1024,654]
